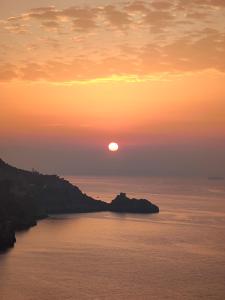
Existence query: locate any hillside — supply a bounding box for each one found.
[0,159,159,250]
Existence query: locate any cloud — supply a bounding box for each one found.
[0,63,18,81]
[2,21,28,34]
[210,0,225,6]
[16,57,137,82]
[2,28,224,82]
[126,1,149,13]
[61,7,99,31]
[0,1,225,82]
[2,1,224,33]
[28,6,56,13]
[72,18,96,31]
[61,7,99,19]
[26,7,59,21]
[103,5,131,29]
[177,0,225,9]
[26,6,100,30]
[151,1,174,10]
[139,30,225,73]
[143,10,175,29]
[20,63,47,81]
[41,21,60,30]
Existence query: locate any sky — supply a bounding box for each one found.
[0,0,225,176]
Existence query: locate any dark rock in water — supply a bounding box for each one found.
[110,192,159,214]
[0,220,16,251]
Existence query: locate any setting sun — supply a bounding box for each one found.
[108,142,119,152]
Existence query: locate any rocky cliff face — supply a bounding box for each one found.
[0,179,37,250]
[0,220,16,251]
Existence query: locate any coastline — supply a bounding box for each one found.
[0,159,159,251]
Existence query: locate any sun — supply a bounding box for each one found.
[108,142,119,152]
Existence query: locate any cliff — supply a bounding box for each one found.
[0,220,16,251]
[0,159,159,250]
[0,158,107,250]
[0,159,108,215]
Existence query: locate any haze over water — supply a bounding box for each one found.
[0,176,225,300]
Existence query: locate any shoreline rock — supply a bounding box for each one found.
[0,220,16,251]
[110,193,159,214]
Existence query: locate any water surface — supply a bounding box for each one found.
[0,176,225,300]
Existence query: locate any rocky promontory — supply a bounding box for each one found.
[0,158,159,250]
[110,193,159,213]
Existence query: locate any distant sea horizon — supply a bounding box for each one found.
[64,175,225,202]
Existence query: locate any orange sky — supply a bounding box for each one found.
[0,0,225,175]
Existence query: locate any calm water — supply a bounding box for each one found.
[0,176,225,300]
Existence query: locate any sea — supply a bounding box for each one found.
[0,176,225,300]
